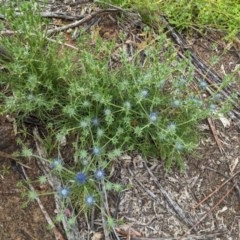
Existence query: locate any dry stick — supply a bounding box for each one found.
[204,166,229,178]
[12,11,84,21]
[127,165,178,228]
[180,50,240,113]
[100,193,111,240]
[238,218,240,240]
[180,184,235,240]
[0,29,78,50]
[42,12,84,20]
[130,230,226,240]
[100,182,121,240]
[96,182,111,240]
[0,150,31,169]
[228,167,240,203]
[177,48,240,127]
[161,15,240,121]
[194,170,240,209]
[70,0,94,6]
[0,30,15,36]
[46,37,78,50]
[177,47,240,116]
[206,166,240,204]
[160,16,237,96]
[143,161,197,231]
[33,128,84,240]
[20,167,65,240]
[207,118,224,153]
[47,9,120,35]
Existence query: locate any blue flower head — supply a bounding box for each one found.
[82,100,91,108]
[104,109,111,116]
[50,158,63,171]
[174,141,184,151]
[123,101,131,110]
[209,103,217,112]
[92,117,100,127]
[167,122,177,132]
[81,159,89,166]
[188,96,203,106]
[27,94,35,101]
[199,81,208,90]
[76,172,87,184]
[139,89,149,98]
[85,195,95,206]
[159,132,167,141]
[214,93,222,101]
[177,77,187,87]
[96,128,104,138]
[80,120,88,129]
[94,169,105,181]
[149,112,158,122]
[92,146,101,156]
[172,99,181,108]
[59,187,70,198]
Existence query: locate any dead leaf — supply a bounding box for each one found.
[92,232,104,240]
[115,224,142,237]
[230,157,239,173]
[219,115,231,128]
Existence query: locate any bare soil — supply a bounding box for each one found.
[0,117,55,240]
[0,1,240,240]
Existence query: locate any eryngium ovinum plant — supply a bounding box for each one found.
[0,1,232,228]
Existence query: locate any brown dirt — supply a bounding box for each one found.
[0,117,55,240]
[0,1,240,240]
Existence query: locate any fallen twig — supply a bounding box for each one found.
[69,0,94,6]
[238,218,240,240]
[160,15,240,129]
[100,193,111,240]
[194,170,240,209]
[143,161,197,231]
[46,37,78,50]
[204,166,240,206]
[33,128,84,240]
[177,49,240,115]
[99,182,121,240]
[207,118,224,153]
[42,12,84,20]
[0,150,31,169]
[20,166,65,240]
[180,184,235,240]
[130,230,226,239]
[47,9,120,35]
[160,16,234,90]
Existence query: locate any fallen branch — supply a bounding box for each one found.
[47,9,120,35]
[194,170,240,209]
[207,118,224,153]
